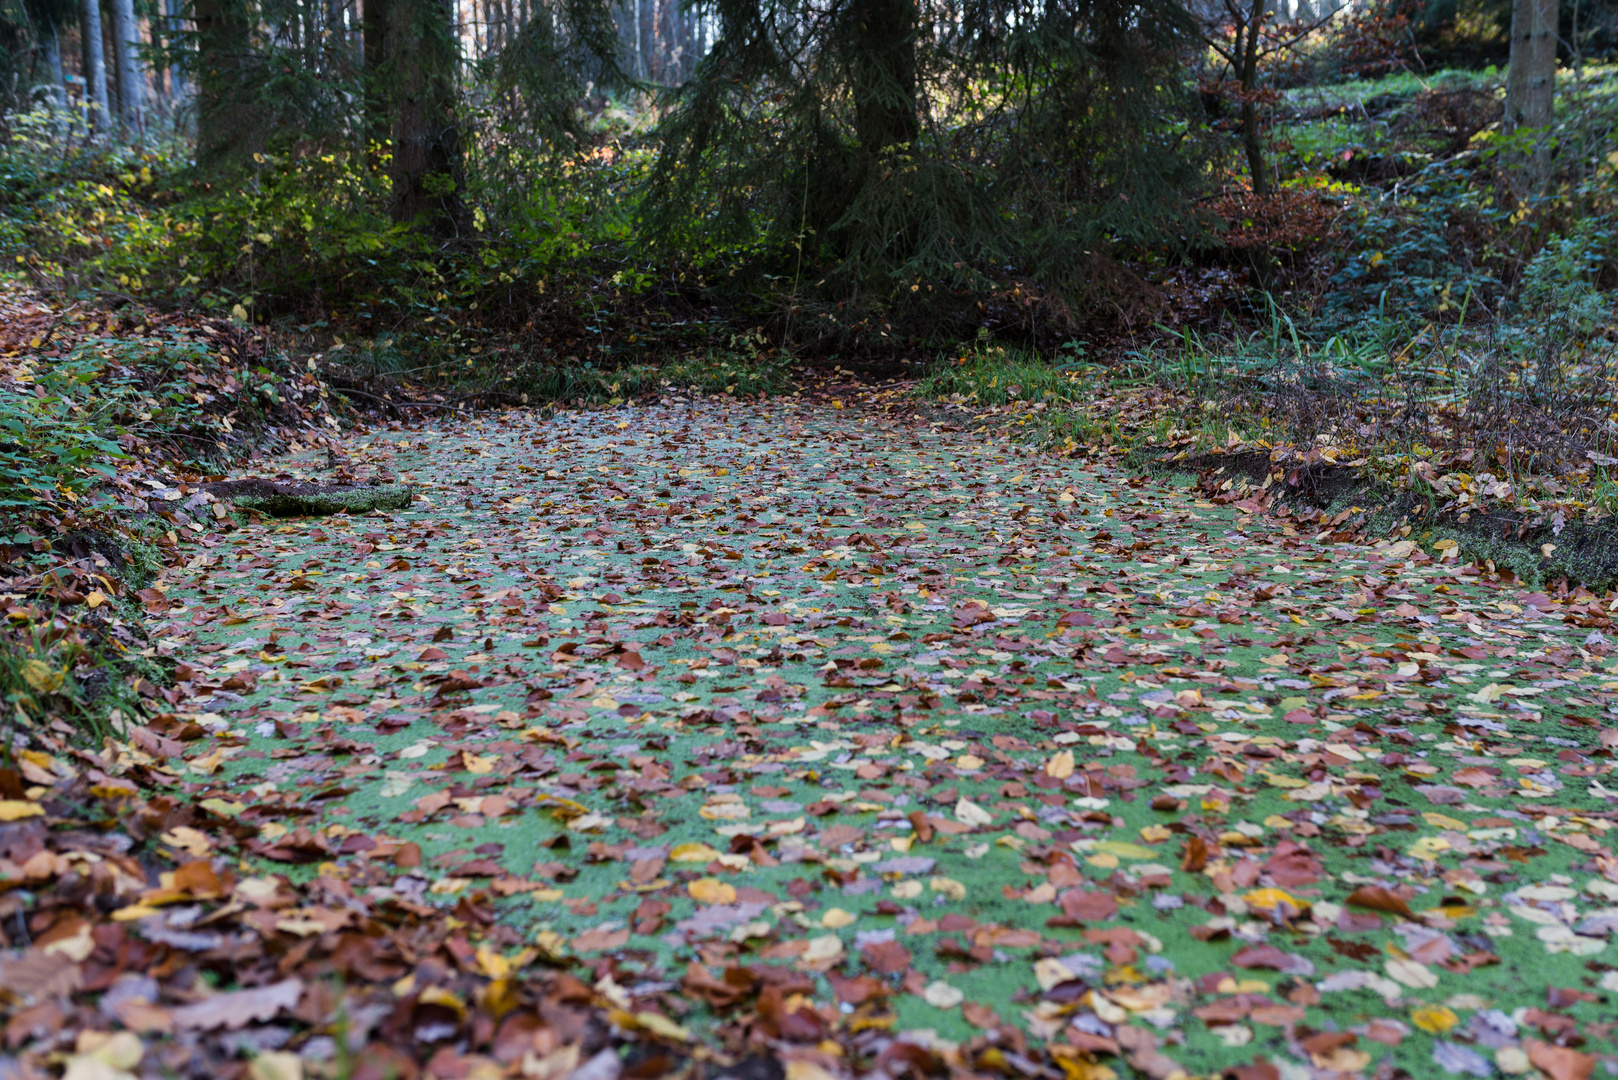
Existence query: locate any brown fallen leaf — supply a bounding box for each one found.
[962,1001,1002,1029]
[1181,834,1211,872]
[1526,1040,1597,1080]
[170,977,304,1031]
[572,926,631,952]
[0,947,84,1005]
[1344,885,1415,920]
[1057,889,1118,922]
[861,939,912,975]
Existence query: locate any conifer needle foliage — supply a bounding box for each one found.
[643,0,1212,337]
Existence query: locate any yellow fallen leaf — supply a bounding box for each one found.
[0,799,44,821]
[1422,812,1466,830]
[635,1011,691,1042]
[1410,1004,1459,1034]
[20,659,63,693]
[1139,824,1172,844]
[1046,749,1075,779]
[418,985,466,1016]
[1407,836,1451,861]
[821,907,858,929]
[922,980,964,1008]
[187,749,225,775]
[670,843,722,862]
[929,876,966,900]
[1243,888,1300,912]
[535,794,589,820]
[462,752,497,774]
[785,1062,840,1080]
[476,945,521,980]
[1093,840,1156,860]
[688,877,737,904]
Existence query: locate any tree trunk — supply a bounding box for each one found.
[364,0,390,161]
[851,0,919,157]
[386,0,465,235]
[1239,0,1269,198]
[80,0,109,133]
[634,0,643,79]
[149,6,167,108]
[1505,0,1558,189]
[195,0,248,164]
[695,1,705,72]
[41,17,66,113]
[165,0,188,102]
[108,0,143,130]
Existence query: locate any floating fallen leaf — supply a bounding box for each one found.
[1092,840,1156,860]
[688,878,737,904]
[1410,1005,1458,1034]
[1384,959,1438,990]
[821,907,858,928]
[670,842,722,862]
[954,797,993,827]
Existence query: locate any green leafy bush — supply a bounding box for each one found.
[0,355,127,511]
[1517,216,1617,337]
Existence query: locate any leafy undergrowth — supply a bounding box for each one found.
[8,393,1618,1079]
[913,280,1618,577]
[0,282,344,747]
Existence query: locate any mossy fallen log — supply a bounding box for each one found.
[202,479,413,517]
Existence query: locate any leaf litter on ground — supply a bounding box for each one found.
[7,389,1618,1080]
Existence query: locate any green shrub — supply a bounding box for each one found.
[1516,216,1617,337]
[0,355,127,512]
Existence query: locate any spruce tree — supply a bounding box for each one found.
[385,0,464,233]
[643,0,1208,337]
[194,0,249,163]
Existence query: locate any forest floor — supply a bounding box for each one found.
[9,391,1618,1080]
